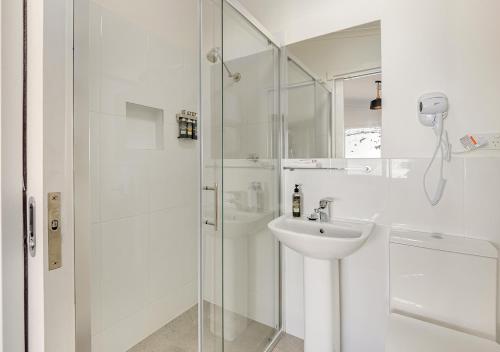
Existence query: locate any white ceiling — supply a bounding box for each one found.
[344,73,382,105]
[297,21,380,42]
[287,21,381,80]
[236,0,382,45]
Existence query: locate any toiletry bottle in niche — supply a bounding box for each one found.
[179,118,187,138]
[187,119,193,138]
[292,184,302,218]
[192,120,198,140]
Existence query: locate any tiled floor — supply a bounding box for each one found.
[128,304,302,352]
[128,305,198,352]
[272,334,303,352]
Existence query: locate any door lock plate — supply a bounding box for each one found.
[48,192,62,270]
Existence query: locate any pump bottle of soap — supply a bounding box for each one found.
[292,184,303,218]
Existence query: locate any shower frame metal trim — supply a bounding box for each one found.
[224,0,282,48]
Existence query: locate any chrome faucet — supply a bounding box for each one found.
[315,197,334,222]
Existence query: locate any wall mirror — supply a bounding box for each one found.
[284,21,382,159]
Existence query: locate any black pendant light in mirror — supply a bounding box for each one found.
[370,80,382,110]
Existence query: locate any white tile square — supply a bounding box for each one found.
[148,207,197,302]
[89,2,102,113]
[144,35,184,112]
[91,223,103,335]
[90,112,101,223]
[388,157,464,234]
[101,215,149,329]
[100,8,148,84]
[99,115,150,221]
[464,157,500,241]
[148,129,198,212]
[463,157,500,339]
[100,75,134,117]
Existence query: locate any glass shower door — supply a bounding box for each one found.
[200,1,224,351]
[75,1,202,351]
[221,2,281,351]
[201,1,281,351]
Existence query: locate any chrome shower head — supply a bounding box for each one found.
[206,47,220,64]
[206,47,241,82]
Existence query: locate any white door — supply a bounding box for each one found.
[1,0,26,351]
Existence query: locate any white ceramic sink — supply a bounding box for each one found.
[268,215,374,259]
[268,214,375,352]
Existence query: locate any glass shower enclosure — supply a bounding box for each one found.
[201,1,281,351]
[74,0,282,351]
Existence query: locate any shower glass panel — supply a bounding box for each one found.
[75,0,201,351]
[201,0,224,351]
[286,59,331,158]
[221,2,281,351]
[201,1,281,351]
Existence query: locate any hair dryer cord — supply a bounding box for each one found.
[423,115,449,206]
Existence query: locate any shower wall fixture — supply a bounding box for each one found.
[206,47,242,82]
[177,110,198,140]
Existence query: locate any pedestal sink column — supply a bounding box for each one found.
[303,257,341,352]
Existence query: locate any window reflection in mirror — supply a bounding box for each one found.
[285,20,381,159]
[342,74,382,158]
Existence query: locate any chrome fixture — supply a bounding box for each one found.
[203,183,219,231]
[313,197,334,223]
[284,166,372,173]
[206,47,242,82]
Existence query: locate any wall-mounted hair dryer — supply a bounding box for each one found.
[418,93,448,121]
[417,93,451,206]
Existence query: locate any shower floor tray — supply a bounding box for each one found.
[128,302,302,352]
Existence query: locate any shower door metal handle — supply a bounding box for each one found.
[203,183,219,231]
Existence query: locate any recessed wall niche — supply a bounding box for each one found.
[125,102,164,150]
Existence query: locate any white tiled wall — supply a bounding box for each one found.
[283,157,500,352]
[89,2,199,351]
[210,50,278,160]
